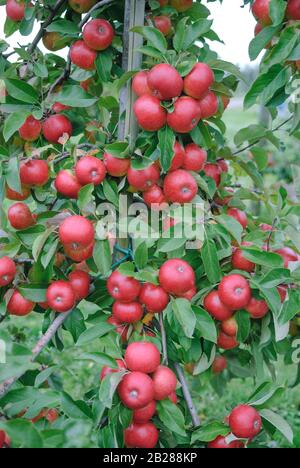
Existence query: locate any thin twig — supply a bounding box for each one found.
[78,0,115,29]
[29,0,67,54]
[174,363,201,428]
[52,143,98,165]
[232,117,293,156]
[266,217,278,251]
[159,313,168,365]
[0,309,73,399]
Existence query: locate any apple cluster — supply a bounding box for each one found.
[100,341,178,448]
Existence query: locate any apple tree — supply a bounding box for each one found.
[0,0,299,449]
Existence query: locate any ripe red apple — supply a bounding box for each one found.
[43,115,72,144]
[139,283,169,313]
[159,258,195,295]
[107,270,141,302]
[152,365,177,400]
[103,152,130,177]
[212,356,227,374]
[153,16,172,36]
[124,422,158,448]
[217,330,239,350]
[232,242,255,273]
[52,102,70,113]
[286,0,300,20]
[170,0,193,12]
[134,95,167,131]
[8,202,35,230]
[80,78,93,92]
[208,435,244,449]
[203,163,222,187]
[169,141,185,171]
[245,296,269,319]
[221,94,230,110]
[227,208,248,230]
[221,316,238,336]
[59,215,94,249]
[133,400,156,423]
[19,115,42,141]
[163,169,198,203]
[217,159,229,173]
[218,274,251,310]
[83,19,114,51]
[70,40,97,70]
[132,71,153,97]
[168,391,178,404]
[64,242,94,262]
[127,163,160,191]
[0,430,5,448]
[179,286,197,300]
[7,290,34,316]
[204,290,233,321]
[45,408,59,423]
[0,256,16,287]
[214,187,234,206]
[100,359,126,381]
[42,32,66,51]
[68,270,90,300]
[198,91,218,119]
[118,371,155,409]
[54,170,82,199]
[20,159,49,186]
[143,184,167,209]
[147,63,183,101]
[125,341,160,373]
[112,301,143,323]
[6,0,27,21]
[275,247,299,268]
[75,155,106,186]
[229,405,262,439]
[6,184,30,201]
[183,143,207,172]
[252,0,272,25]
[260,223,273,232]
[167,96,201,133]
[46,280,75,313]
[183,63,214,100]
[159,0,168,5]
[68,0,96,13]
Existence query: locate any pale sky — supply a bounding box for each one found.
[0,0,258,66]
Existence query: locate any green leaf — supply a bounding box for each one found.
[99,370,126,409]
[18,284,47,302]
[46,19,80,35]
[193,306,217,343]
[76,322,114,346]
[216,214,243,244]
[172,298,196,338]
[244,64,290,109]
[54,85,98,107]
[3,111,30,142]
[264,27,298,70]
[201,239,221,284]
[5,79,38,104]
[158,126,176,172]
[242,247,284,268]
[191,421,228,443]
[134,241,148,269]
[0,420,43,448]
[260,409,293,444]
[249,25,281,61]
[279,289,300,324]
[61,392,93,420]
[173,17,189,52]
[6,155,21,193]
[131,26,167,52]
[95,50,113,82]
[235,310,251,342]
[102,179,119,207]
[258,268,291,288]
[78,183,94,211]
[182,19,212,50]
[208,59,246,82]
[93,240,112,275]
[156,399,187,437]
[270,0,288,24]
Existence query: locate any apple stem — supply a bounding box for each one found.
[174,363,201,428]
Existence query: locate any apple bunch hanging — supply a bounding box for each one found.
[100,341,178,449]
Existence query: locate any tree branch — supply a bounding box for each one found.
[174,363,201,428]
[0,309,73,399]
[159,313,168,365]
[29,0,67,54]
[78,0,115,29]
[232,116,293,156]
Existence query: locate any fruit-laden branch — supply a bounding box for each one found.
[232,116,293,156]
[174,363,201,428]
[0,309,73,399]
[29,0,67,54]
[46,0,115,99]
